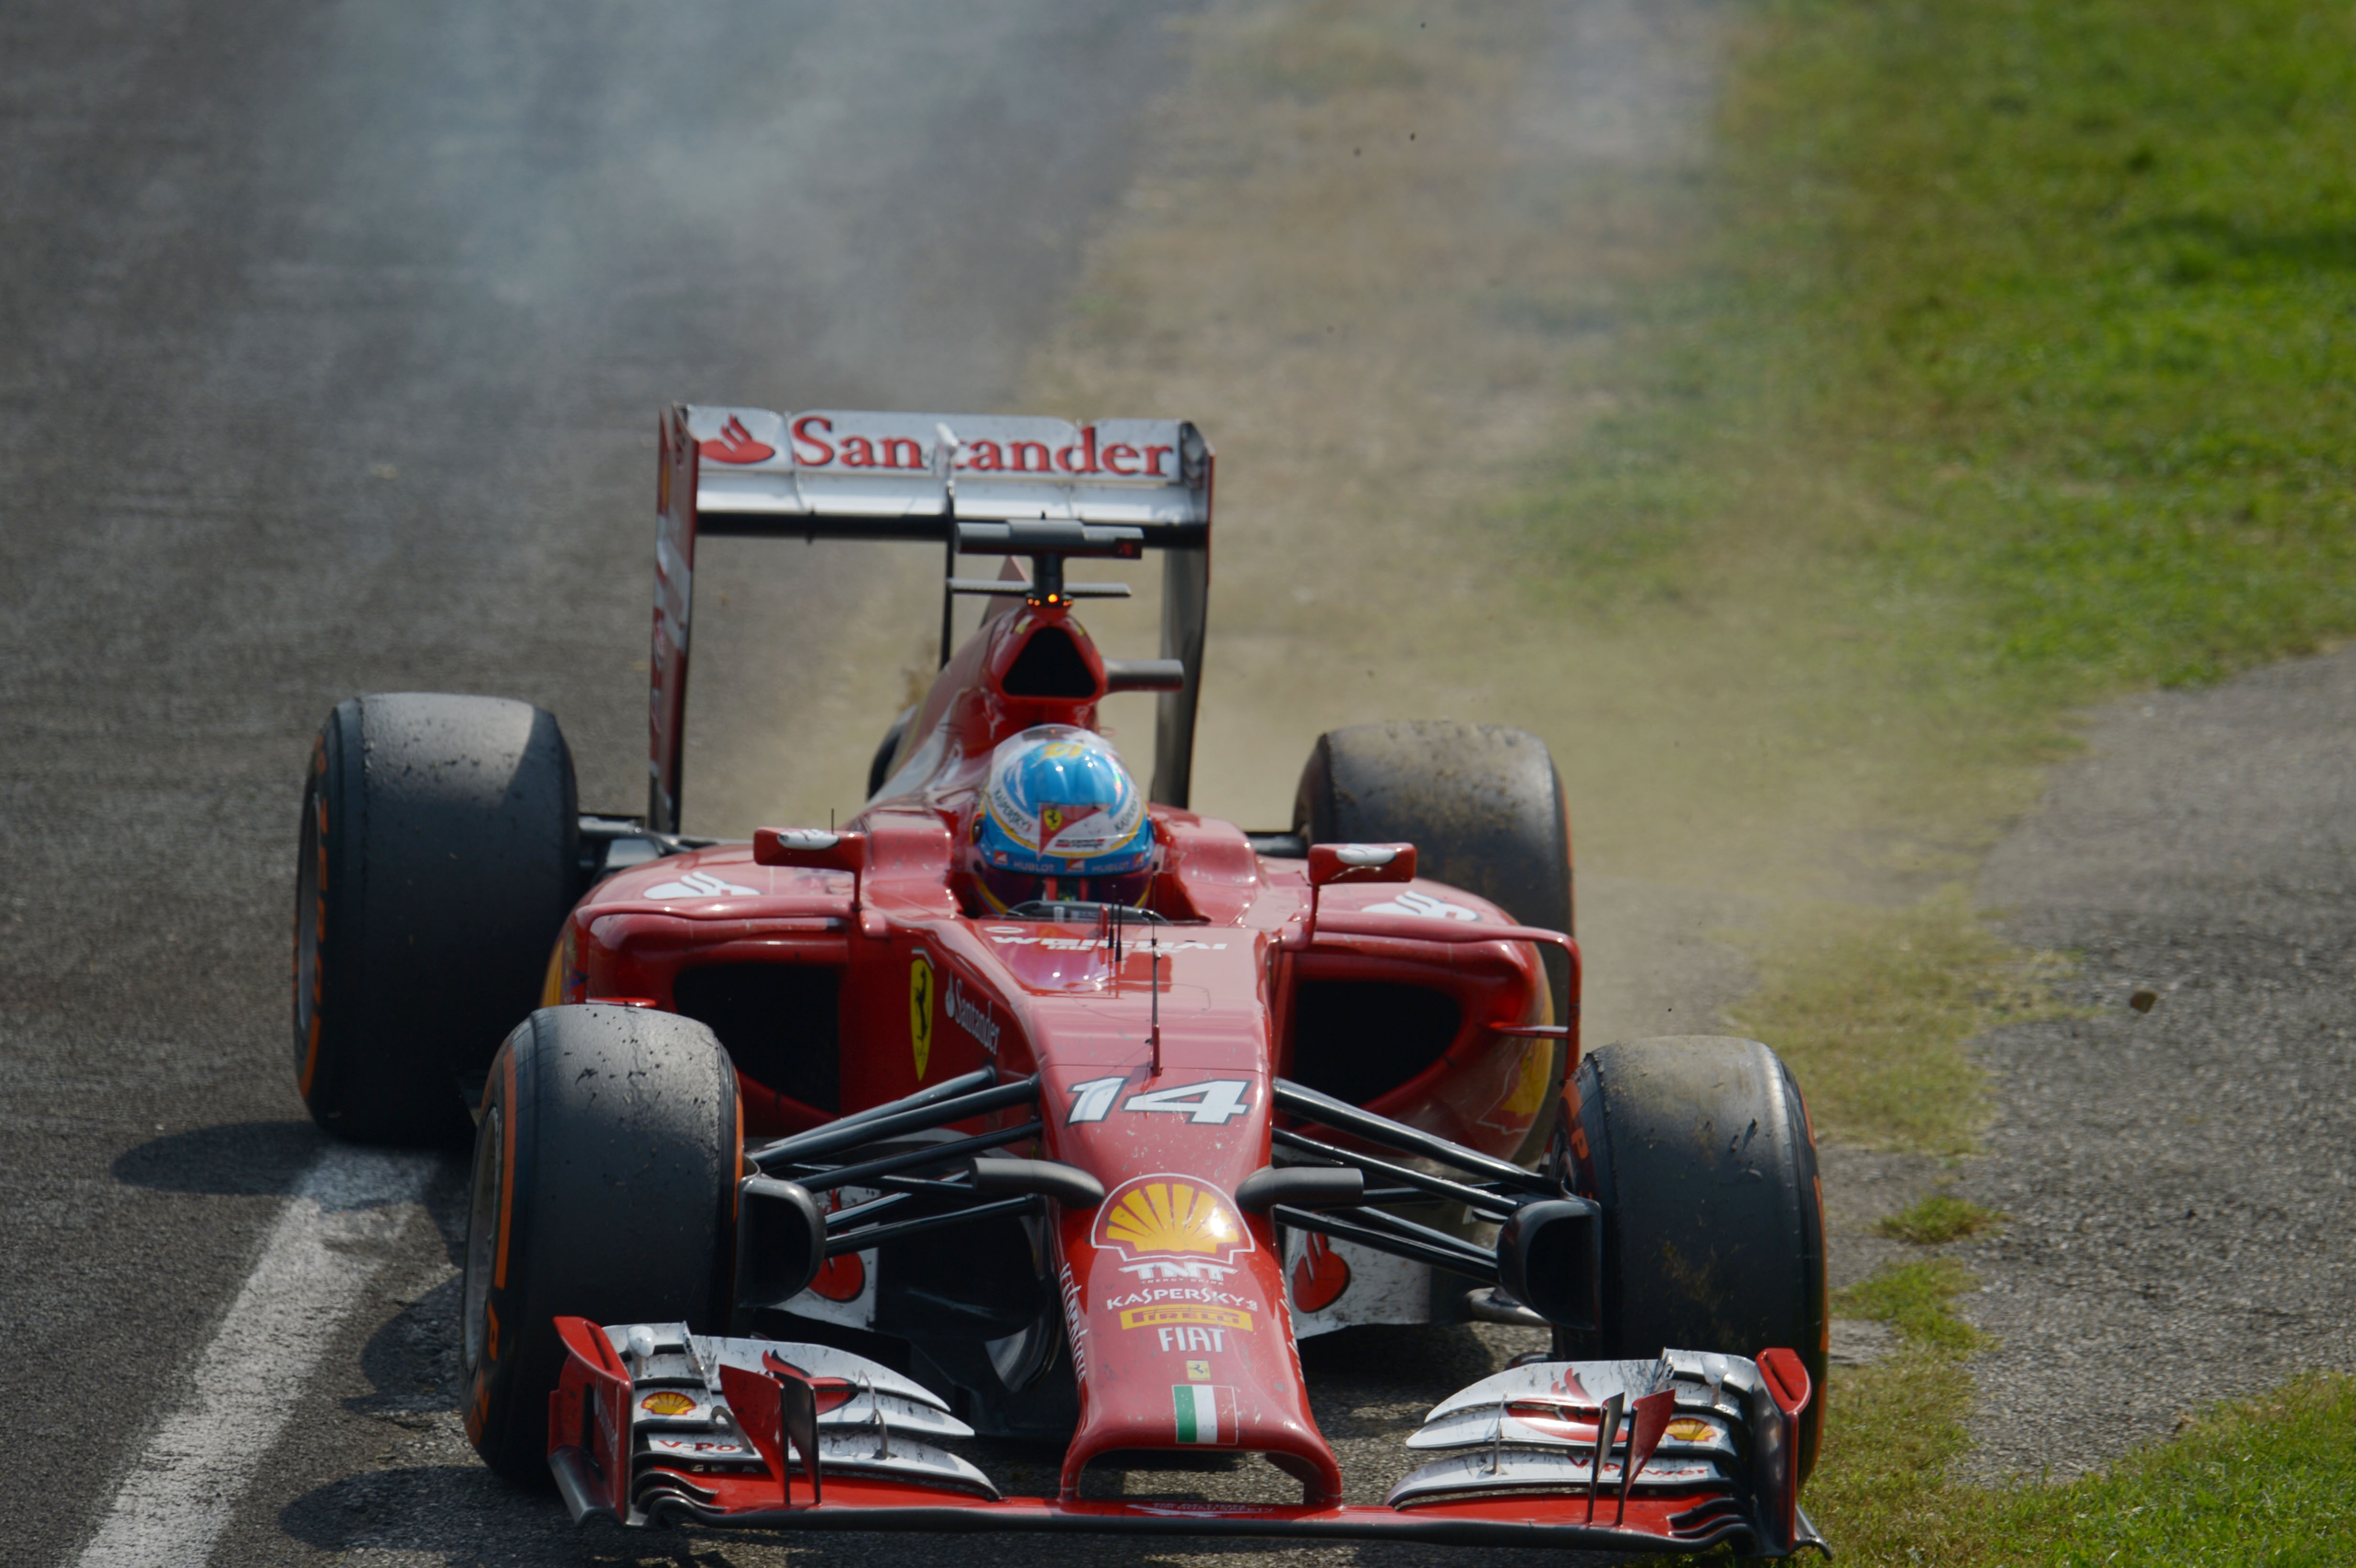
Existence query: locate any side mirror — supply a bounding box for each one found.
[753,828,867,911]
[753,827,867,871]
[1305,842,1416,888]
[1300,842,1416,943]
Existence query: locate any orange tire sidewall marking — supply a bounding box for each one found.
[494,1041,519,1289]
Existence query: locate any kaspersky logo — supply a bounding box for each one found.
[1092,1175,1254,1282]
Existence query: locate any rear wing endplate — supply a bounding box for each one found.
[650,405,1213,833]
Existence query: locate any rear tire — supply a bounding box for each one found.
[293,693,578,1144]
[1556,1035,1828,1481]
[461,1004,739,1486]
[1293,720,1574,1161]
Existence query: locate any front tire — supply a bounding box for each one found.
[1557,1035,1828,1480]
[462,1005,739,1486]
[294,693,579,1144]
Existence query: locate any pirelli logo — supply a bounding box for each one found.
[1117,1304,1253,1333]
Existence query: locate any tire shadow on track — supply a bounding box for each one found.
[112,1121,469,1238]
[109,1121,333,1198]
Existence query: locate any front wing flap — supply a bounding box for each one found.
[549,1318,1827,1557]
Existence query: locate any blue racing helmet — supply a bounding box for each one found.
[969,726,1154,912]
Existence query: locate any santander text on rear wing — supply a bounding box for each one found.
[649,406,1214,833]
[685,407,1209,530]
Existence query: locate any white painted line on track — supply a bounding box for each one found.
[74,1144,438,1568]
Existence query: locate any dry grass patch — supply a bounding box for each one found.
[1879,1192,2005,1247]
[1728,886,2075,1154]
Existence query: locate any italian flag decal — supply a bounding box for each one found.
[1171,1383,1239,1446]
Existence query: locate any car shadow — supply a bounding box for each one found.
[275,1465,580,1560]
[345,1273,466,1417]
[111,1119,470,1264]
[109,1119,328,1197]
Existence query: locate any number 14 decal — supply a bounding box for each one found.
[1066,1077,1253,1126]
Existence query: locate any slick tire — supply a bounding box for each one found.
[293,693,579,1145]
[1555,1035,1828,1481]
[1294,720,1574,1162]
[462,1005,739,1487]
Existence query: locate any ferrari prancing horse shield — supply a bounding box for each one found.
[909,952,935,1080]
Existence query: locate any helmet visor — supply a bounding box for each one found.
[975,862,1153,915]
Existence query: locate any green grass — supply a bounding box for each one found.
[1753,0,2356,697]
[1800,1263,2356,1564]
[1835,1258,1989,1355]
[1993,1376,2356,1565]
[1803,1259,1992,1560]
[1521,0,2356,777]
[1543,4,2356,1559]
[1878,1192,2005,1247]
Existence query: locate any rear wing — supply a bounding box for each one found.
[649,405,1213,833]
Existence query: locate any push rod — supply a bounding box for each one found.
[794,1121,1046,1195]
[825,1190,915,1230]
[1323,1202,1504,1273]
[750,1074,1035,1170]
[1271,1128,1524,1219]
[1270,1205,1500,1285]
[749,1067,995,1163]
[824,1194,1040,1257]
[1272,1079,1553,1196]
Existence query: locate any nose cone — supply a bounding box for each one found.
[1048,1101,1341,1503]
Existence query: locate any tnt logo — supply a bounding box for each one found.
[1115,1258,1239,1282]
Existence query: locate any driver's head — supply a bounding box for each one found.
[967,726,1154,914]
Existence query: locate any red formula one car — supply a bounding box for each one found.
[291,405,1829,1555]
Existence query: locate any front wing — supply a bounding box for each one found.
[548,1318,1828,1557]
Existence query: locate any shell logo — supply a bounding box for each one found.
[1092,1175,1254,1267]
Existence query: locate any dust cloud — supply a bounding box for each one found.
[1020,0,1859,1048]
[692,0,1932,1051]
